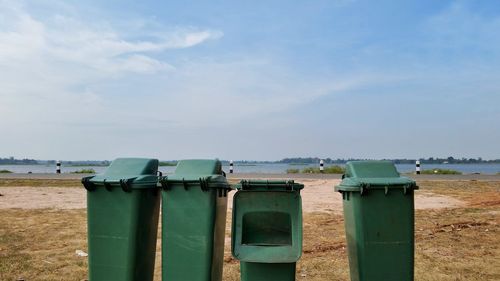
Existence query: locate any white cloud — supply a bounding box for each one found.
[0,10,222,74]
[0,1,393,159]
[0,1,223,120]
[167,30,224,48]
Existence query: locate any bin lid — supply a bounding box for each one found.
[158,159,230,190]
[335,161,417,192]
[235,180,304,192]
[174,159,223,177]
[83,158,159,191]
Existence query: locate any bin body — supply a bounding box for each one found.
[160,159,230,281]
[240,262,296,281]
[335,161,418,281]
[83,158,160,281]
[232,180,303,281]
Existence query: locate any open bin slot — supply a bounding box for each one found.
[242,211,292,246]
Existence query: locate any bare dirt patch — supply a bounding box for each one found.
[0,186,85,209]
[415,193,464,209]
[1,179,465,211]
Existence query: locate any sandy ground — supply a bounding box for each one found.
[0,179,463,211]
[0,186,87,209]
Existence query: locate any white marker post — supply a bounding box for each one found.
[230,160,234,174]
[320,159,324,173]
[56,161,61,174]
[416,160,421,175]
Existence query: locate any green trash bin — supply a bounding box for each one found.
[159,159,231,281]
[335,161,419,281]
[82,158,161,281]
[232,180,304,281]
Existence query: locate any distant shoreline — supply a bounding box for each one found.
[2,157,500,166]
[0,162,499,175]
[1,172,500,181]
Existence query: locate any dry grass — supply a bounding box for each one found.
[0,209,88,280]
[0,179,81,187]
[0,180,499,280]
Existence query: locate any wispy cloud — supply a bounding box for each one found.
[2,0,497,160]
[0,1,223,124]
[0,6,222,74]
[0,1,377,130]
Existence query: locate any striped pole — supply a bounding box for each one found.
[56,161,61,174]
[320,159,324,173]
[416,160,421,175]
[230,160,234,174]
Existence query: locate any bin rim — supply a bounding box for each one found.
[335,176,418,192]
[235,179,304,192]
[158,174,231,191]
[82,174,159,192]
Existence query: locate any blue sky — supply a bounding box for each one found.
[0,0,499,160]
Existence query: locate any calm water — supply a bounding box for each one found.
[1,163,499,175]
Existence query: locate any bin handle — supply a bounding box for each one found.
[159,176,170,190]
[403,183,417,195]
[359,183,370,195]
[103,179,113,191]
[199,177,209,191]
[120,178,136,192]
[82,176,96,191]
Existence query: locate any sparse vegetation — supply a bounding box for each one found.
[71,169,96,174]
[286,168,300,174]
[0,170,12,173]
[421,169,462,175]
[301,167,320,173]
[301,165,345,174]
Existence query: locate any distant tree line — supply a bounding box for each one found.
[410,157,499,164]
[279,157,341,164]
[2,156,499,165]
[278,157,500,164]
[0,157,38,165]
[0,157,111,166]
[63,160,111,166]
